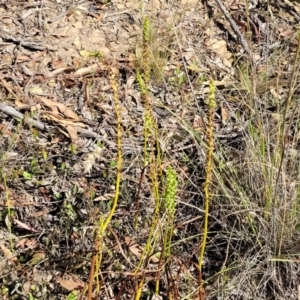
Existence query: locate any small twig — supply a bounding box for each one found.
[214,0,251,55]
[0,78,18,97]
[47,11,68,23]
[87,239,98,300]
[47,0,88,23]
[0,104,46,130]
[0,104,101,138]
[104,9,132,19]
[0,34,56,51]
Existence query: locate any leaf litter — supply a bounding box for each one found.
[0,0,300,299]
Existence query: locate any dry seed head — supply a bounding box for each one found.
[83,146,102,174]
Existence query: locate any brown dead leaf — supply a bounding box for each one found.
[64,78,77,88]
[210,39,226,53]
[0,78,18,97]
[13,218,41,233]
[0,123,11,136]
[129,242,142,258]
[65,125,78,141]
[70,231,80,242]
[40,187,50,202]
[22,281,31,295]
[16,55,31,63]
[96,12,105,22]
[31,50,47,61]
[221,102,230,122]
[128,52,136,68]
[205,38,232,68]
[124,233,161,264]
[181,0,198,3]
[149,253,160,263]
[51,58,67,69]
[0,244,17,264]
[193,115,206,130]
[126,75,136,89]
[73,57,83,69]
[44,104,60,116]
[270,87,282,100]
[279,29,293,38]
[15,99,29,108]
[20,64,35,76]
[125,236,131,244]
[183,48,194,61]
[57,276,84,291]
[200,285,206,300]
[93,193,115,202]
[34,209,50,217]
[39,97,82,121]
[29,86,43,95]
[45,112,86,128]
[125,236,145,258]
[16,238,37,250]
[110,66,120,75]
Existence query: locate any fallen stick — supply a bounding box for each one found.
[0,34,56,51]
[0,104,100,138]
[0,104,46,130]
[214,0,251,55]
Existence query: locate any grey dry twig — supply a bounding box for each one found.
[0,104,100,138]
[0,104,46,130]
[214,0,251,55]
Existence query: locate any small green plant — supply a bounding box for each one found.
[23,171,33,180]
[198,78,216,295]
[66,290,78,300]
[169,66,187,86]
[69,143,77,155]
[64,202,76,220]
[60,162,67,170]
[28,292,34,300]
[88,51,103,60]
[109,160,117,169]
[42,149,48,160]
